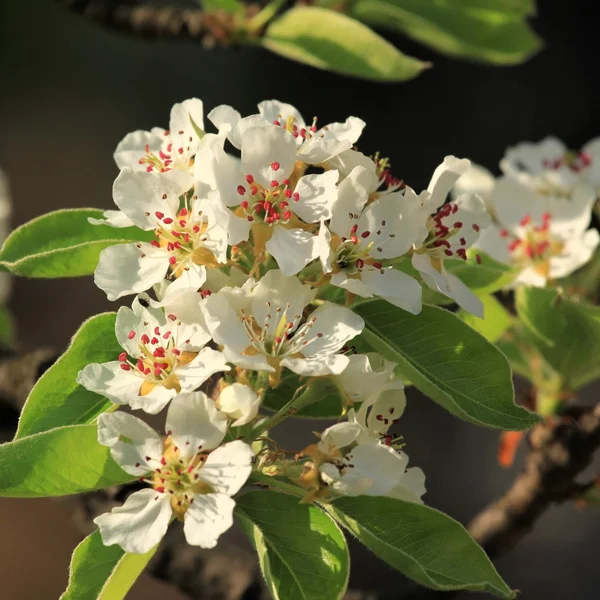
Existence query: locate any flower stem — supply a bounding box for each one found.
[249,470,305,498]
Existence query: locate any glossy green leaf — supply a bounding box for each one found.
[515,287,600,389]
[17,313,119,438]
[263,6,428,82]
[61,530,158,600]
[263,373,348,418]
[446,251,518,295]
[459,294,512,343]
[0,208,152,278]
[353,300,539,430]
[351,0,541,65]
[327,496,514,598]
[0,424,135,497]
[236,491,349,600]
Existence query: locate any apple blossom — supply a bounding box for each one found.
[94,392,253,553]
[77,296,229,414]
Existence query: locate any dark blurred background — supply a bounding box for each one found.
[1,1,599,598]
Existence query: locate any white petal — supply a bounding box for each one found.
[218,383,261,427]
[318,422,363,457]
[230,115,270,150]
[169,98,204,139]
[550,228,600,279]
[266,227,319,276]
[360,267,423,315]
[325,150,379,190]
[222,347,275,372]
[321,117,366,145]
[329,166,371,237]
[166,391,227,456]
[387,466,426,504]
[208,104,241,138]
[113,168,193,230]
[451,162,495,205]
[77,362,142,406]
[155,265,207,307]
[475,224,512,265]
[338,353,398,403]
[97,412,163,476]
[298,137,352,165]
[488,177,543,229]
[291,171,339,223]
[547,184,596,237]
[301,303,364,357]
[94,243,170,301]
[241,125,297,187]
[129,385,177,415]
[501,136,567,178]
[114,130,164,170]
[366,385,407,435]
[446,269,484,318]
[426,156,471,213]
[199,440,254,496]
[202,292,253,355]
[331,271,373,298]
[281,353,350,377]
[115,299,165,356]
[176,347,231,393]
[94,489,172,554]
[258,100,305,127]
[183,493,235,549]
[88,210,135,228]
[345,444,408,496]
[316,221,334,273]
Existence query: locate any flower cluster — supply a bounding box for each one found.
[454,137,600,287]
[80,97,511,554]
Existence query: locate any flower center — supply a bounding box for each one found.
[501,212,564,276]
[118,320,197,395]
[138,132,194,173]
[372,152,403,192]
[333,230,382,275]
[543,150,591,173]
[271,114,318,140]
[149,206,218,276]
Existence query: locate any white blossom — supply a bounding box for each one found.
[202,269,364,380]
[217,383,261,427]
[78,296,229,414]
[94,393,253,553]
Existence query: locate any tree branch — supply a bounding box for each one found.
[468,405,600,558]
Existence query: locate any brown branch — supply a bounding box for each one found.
[54,0,244,45]
[468,405,600,559]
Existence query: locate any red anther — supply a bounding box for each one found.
[174,242,182,250]
[237,185,246,196]
[310,125,318,132]
[283,179,290,186]
[163,331,171,339]
[144,368,151,375]
[151,337,159,345]
[454,221,463,228]
[154,368,163,377]
[524,244,534,258]
[452,204,459,214]
[287,322,294,329]
[183,233,190,244]
[372,262,383,269]
[356,259,364,269]
[153,347,166,358]
[350,236,358,244]
[271,161,280,171]
[293,132,299,138]
[300,128,307,138]
[171,231,181,238]
[273,119,281,126]
[151,240,160,248]
[128,330,136,340]
[154,327,161,335]
[240,200,249,209]
[161,362,169,370]
[263,200,272,212]
[542,212,551,222]
[159,151,169,160]
[117,352,128,363]
[120,364,131,371]
[456,248,467,260]
[275,336,282,344]
[155,211,164,220]
[271,180,279,188]
[163,218,173,225]
[172,348,181,355]
[472,223,480,232]
[476,254,482,265]
[520,214,532,227]
[284,210,292,220]
[155,486,165,493]
[500,229,509,238]
[166,141,172,150]
[279,201,289,209]
[141,334,150,344]
[200,290,212,299]
[169,256,177,265]
[293,192,300,202]
[179,208,188,216]
[178,147,184,155]
[508,239,522,252]
[160,457,167,466]
[246,174,254,184]
[167,242,174,251]
[285,189,292,199]
[537,241,550,254]
[445,249,454,256]
[193,225,200,233]
[179,220,186,227]
[251,186,258,196]
[247,216,254,222]
[580,152,592,166]
[361,231,370,239]
[350,224,358,233]
[138,158,144,164]
[137,359,144,371]
[460,237,466,246]
[146,166,153,173]
[376,414,384,421]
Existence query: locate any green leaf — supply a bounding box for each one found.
[0,424,135,497]
[263,6,429,82]
[201,0,243,14]
[459,294,512,343]
[0,307,15,347]
[515,287,600,389]
[17,313,118,438]
[445,251,518,295]
[236,491,349,600]
[351,0,541,65]
[0,208,152,278]
[61,530,158,600]
[353,300,540,430]
[496,336,534,381]
[327,496,514,598]
[263,373,348,418]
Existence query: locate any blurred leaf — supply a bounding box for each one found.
[0,209,152,278]
[0,307,15,347]
[263,6,429,82]
[201,0,243,13]
[515,287,600,389]
[0,424,135,497]
[496,334,535,381]
[236,491,349,600]
[459,294,512,342]
[351,0,541,65]
[327,496,515,598]
[353,300,540,430]
[17,313,118,438]
[61,530,157,600]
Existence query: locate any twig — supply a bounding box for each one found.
[468,405,600,558]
